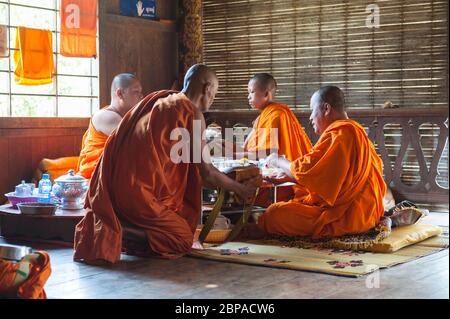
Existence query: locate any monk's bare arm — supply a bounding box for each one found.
[92,109,122,135]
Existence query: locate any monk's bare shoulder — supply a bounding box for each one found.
[92,109,122,135]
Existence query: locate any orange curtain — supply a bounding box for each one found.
[60,0,97,58]
[14,27,54,85]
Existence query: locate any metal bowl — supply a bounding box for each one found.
[0,244,32,261]
[17,202,58,215]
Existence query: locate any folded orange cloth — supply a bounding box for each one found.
[0,251,52,299]
[60,0,97,58]
[14,27,54,85]
[35,156,80,181]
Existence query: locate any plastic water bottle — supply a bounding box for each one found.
[38,173,52,204]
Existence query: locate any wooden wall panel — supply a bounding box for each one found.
[0,119,89,203]
[99,0,179,107]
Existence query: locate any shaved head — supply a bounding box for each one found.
[250,73,277,94]
[309,86,348,135]
[111,73,139,99]
[181,64,219,112]
[182,64,218,93]
[313,86,346,112]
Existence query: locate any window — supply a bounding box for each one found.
[203,0,449,110]
[0,0,99,117]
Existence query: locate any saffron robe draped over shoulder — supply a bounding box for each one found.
[258,120,386,239]
[244,103,312,161]
[244,103,312,206]
[76,120,108,179]
[74,91,202,263]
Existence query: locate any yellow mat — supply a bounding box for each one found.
[189,225,448,277]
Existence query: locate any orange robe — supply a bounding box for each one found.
[76,120,108,179]
[0,251,51,299]
[258,120,386,239]
[74,91,202,263]
[244,103,312,205]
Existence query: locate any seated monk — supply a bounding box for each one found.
[240,73,312,160]
[240,86,386,240]
[237,73,312,206]
[76,73,143,179]
[73,64,261,263]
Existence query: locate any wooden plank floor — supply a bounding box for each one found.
[1,213,448,299]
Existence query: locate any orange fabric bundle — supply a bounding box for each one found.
[76,120,108,179]
[0,251,52,299]
[14,27,53,85]
[258,120,386,239]
[74,91,202,263]
[244,103,312,161]
[33,156,80,183]
[60,0,97,58]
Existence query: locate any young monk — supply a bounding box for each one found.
[239,73,312,160]
[236,73,312,206]
[241,86,386,239]
[76,73,143,179]
[73,64,261,264]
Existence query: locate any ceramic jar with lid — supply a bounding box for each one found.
[51,170,88,210]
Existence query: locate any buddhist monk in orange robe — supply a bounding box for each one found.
[74,64,260,263]
[241,86,386,239]
[238,74,312,206]
[76,73,143,179]
[243,73,312,161]
[0,251,51,299]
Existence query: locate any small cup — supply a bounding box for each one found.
[15,181,32,197]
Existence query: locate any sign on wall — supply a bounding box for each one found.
[120,0,157,19]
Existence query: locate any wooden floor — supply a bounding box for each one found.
[1,213,448,299]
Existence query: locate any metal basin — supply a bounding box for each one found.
[0,244,32,261]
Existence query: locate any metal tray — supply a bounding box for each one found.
[0,244,32,261]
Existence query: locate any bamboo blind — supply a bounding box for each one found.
[203,0,449,111]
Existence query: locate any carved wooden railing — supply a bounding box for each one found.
[205,108,449,205]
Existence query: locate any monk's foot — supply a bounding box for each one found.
[76,258,111,266]
[192,241,204,250]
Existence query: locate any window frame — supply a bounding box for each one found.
[0,0,99,118]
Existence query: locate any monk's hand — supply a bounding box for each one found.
[235,175,262,202]
[264,153,282,168]
[265,171,292,185]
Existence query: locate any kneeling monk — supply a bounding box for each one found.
[249,86,386,239]
[74,64,260,263]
